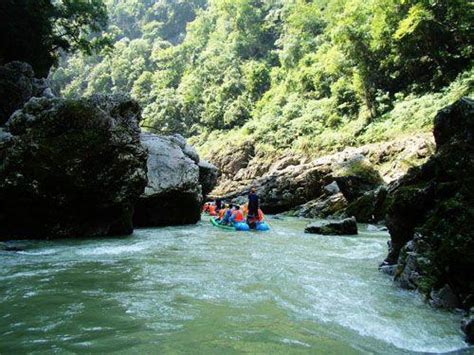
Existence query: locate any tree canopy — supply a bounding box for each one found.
[51,0,473,152]
[0,0,109,77]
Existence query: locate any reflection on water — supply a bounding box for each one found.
[0,216,470,353]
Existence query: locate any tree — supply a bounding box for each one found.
[0,0,109,77]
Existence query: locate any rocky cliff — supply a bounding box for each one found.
[209,134,433,221]
[382,98,474,313]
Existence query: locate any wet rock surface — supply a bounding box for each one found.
[462,315,474,344]
[305,217,358,235]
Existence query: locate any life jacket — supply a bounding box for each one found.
[232,210,244,222]
[209,204,217,216]
[257,209,264,222]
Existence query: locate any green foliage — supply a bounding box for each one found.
[51,0,473,153]
[0,0,109,77]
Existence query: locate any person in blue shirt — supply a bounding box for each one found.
[219,204,233,225]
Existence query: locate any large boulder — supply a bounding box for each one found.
[383,97,474,310]
[0,95,148,239]
[133,133,217,227]
[305,217,358,235]
[334,162,383,203]
[0,61,52,125]
[199,160,218,198]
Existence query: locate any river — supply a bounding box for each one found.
[0,216,471,354]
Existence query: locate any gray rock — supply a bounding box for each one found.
[0,94,148,239]
[324,181,340,195]
[133,133,216,227]
[140,133,199,196]
[295,192,348,218]
[199,160,218,198]
[462,315,474,344]
[169,134,199,163]
[305,217,358,235]
[344,186,388,223]
[335,174,382,203]
[394,241,421,290]
[379,264,398,276]
[430,284,460,310]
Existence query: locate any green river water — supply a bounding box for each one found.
[1,216,471,354]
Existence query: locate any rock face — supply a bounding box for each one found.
[384,97,474,310]
[293,192,348,219]
[199,160,219,198]
[462,316,474,344]
[0,61,52,125]
[210,135,433,218]
[0,95,148,239]
[133,133,217,227]
[344,186,388,223]
[305,217,358,235]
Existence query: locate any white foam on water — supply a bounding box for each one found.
[281,338,311,348]
[75,243,147,256]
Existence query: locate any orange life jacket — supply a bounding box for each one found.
[257,209,264,222]
[232,210,244,222]
[209,204,217,216]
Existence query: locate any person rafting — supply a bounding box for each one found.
[215,198,222,212]
[247,187,259,223]
[219,204,233,225]
[208,203,217,216]
[229,205,244,224]
[218,204,227,220]
[248,208,265,229]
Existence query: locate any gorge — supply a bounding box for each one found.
[1,0,473,352]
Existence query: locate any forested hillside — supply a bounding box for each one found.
[51,0,473,156]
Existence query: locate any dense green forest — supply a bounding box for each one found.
[51,0,473,156]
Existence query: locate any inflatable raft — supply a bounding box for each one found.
[210,218,270,232]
